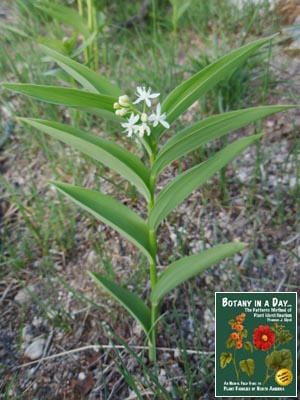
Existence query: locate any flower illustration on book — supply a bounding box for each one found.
[220,313,255,380]
[220,317,293,385]
[254,323,293,385]
[253,325,275,351]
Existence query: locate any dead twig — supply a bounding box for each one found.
[14,344,214,370]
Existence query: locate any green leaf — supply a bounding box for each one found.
[3,26,30,39]
[170,0,192,21]
[71,32,97,57]
[150,243,247,305]
[226,337,236,349]
[239,359,255,377]
[220,352,232,369]
[149,133,262,230]
[240,328,248,339]
[89,272,151,336]
[265,349,293,370]
[2,83,115,110]
[152,105,294,176]
[2,83,118,121]
[154,35,276,138]
[19,118,151,201]
[244,341,254,352]
[51,181,153,262]
[276,330,293,346]
[35,3,89,36]
[40,45,121,96]
[271,324,293,346]
[37,37,70,55]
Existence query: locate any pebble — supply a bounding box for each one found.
[132,323,143,336]
[237,171,248,183]
[32,316,43,328]
[78,372,86,381]
[229,0,279,11]
[158,368,167,385]
[203,308,215,333]
[87,250,98,266]
[182,316,194,332]
[14,285,36,305]
[289,177,300,189]
[22,324,34,343]
[174,348,180,358]
[24,338,46,360]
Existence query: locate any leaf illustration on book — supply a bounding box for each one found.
[226,338,235,348]
[243,341,254,352]
[265,349,293,370]
[271,323,293,346]
[239,358,255,377]
[220,352,232,368]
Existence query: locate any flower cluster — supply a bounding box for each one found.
[113,87,170,138]
[253,325,275,351]
[228,312,246,349]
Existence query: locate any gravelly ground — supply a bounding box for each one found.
[1,5,300,399]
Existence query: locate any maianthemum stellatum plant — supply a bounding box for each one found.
[2,34,297,361]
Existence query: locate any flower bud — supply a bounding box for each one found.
[115,108,128,117]
[113,102,120,109]
[118,95,130,107]
[141,113,148,123]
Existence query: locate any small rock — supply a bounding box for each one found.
[22,325,34,343]
[266,120,275,128]
[132,323,143,337]
[267,254,276,265]
[32,316,43,328]
[14,285,36,305]
[24,338,46,360]
[158,368,167,385]
[78,372,86,381]
[33,260,41,269]
[87,250,98,266]
[289,177,300,189]
[174,348,180,358]
[238,171,248,183]
[234,254,242,263]
[204,308,215,333]
[182,316,194,332]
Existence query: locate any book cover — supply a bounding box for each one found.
[215,292,297,397]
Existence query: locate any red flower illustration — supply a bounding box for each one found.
[253,325,275,351]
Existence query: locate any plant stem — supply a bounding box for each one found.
[77,0,89,65]
[151,0,157,43]
[92,4,99,71]
[77,0,83,16]
[148,211,158,361]
[147,163,158,361]
[149,298,158,362]
[263,368,275,385]
[86,0,94,68]
[233,348,239,380]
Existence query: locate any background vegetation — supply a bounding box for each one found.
[0,0,299,398]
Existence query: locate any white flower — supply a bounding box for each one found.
[136,122,151,137]
[133,86,160,107]
[148,103,170,129]
[121,113,139,137]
